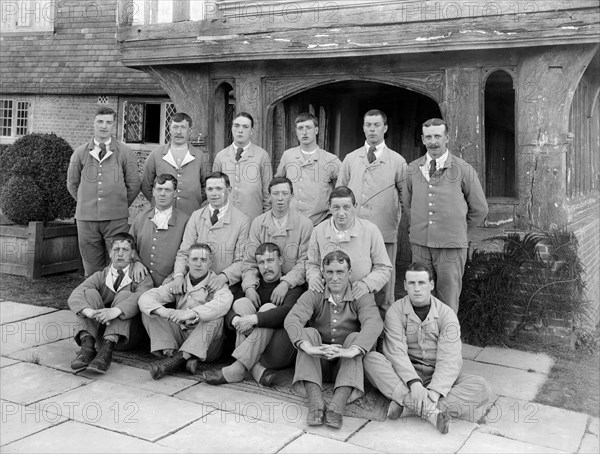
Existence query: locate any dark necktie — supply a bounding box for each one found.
[210,208,220,225]
[235,147,243,162]
[113,269,125,291]
[429,159,437,179]
[367,146,376,164]
[98,142,107,161]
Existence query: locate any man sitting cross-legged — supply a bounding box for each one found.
[364,262,491,434]
[204,242,305,387]
[68,232,153,374]
[138,243,233,380]
[284,250,383,429]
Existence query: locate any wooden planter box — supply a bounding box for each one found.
[0,221,82,280]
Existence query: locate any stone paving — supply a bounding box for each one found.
[1,301,599,454]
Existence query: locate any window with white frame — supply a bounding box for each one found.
[0,0,55,33]
[123,100,176,144]
[0,99,30,137]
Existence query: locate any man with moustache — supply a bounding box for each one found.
[338,109,406,316]
[403,118,488,313]
[204,243,305,387]
[141,112,207,216]
[67,107,141,276]
[276,112,341,226]
[364,263,490,434]
[213,112,272,221]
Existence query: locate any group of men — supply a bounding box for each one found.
[65,106,490,432]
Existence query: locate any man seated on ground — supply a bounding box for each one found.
[68,232,153,374]
[284,250,383,429]
[204,242,305,387]
[129,174,190,287]
[138,243,233,380]
[364,262,490,434]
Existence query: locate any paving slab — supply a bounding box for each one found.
[35,380,215,442]
[578,432,600,454]
[1,420,183,453]
[480,396,588,453]
[279,433,380,453]
[474,346,554,374]
[156,409,303,453]
[0,301,57,325]
[588,417,599,436]
[348,415,477,453]
[80,361,197,396]
[0,399,68,446]
[462,344,483,361]
[8,338,77,373]
[457,432,567,453]
[462,359,546,401]
[0,362,90,405]
[1,310,78,355]
[0,356,19,368]
[177,382,368,441]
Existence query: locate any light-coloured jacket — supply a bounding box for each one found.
[139,270,233,323]
[306,217,392,293]
[383,295,462,397]
[67,138,140,221]
[403,153,488,248]
[174,204,249,284]
[141,143,208,216]
[275,146,341,225]
[338,145,407,243]
[213,143,272,221]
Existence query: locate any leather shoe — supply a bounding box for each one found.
[204,368,228,385]
[148,352,186,380]
[71,337,96,371]
[258,368,279,388]
[186,358,199,375]
[324,409,343,429]
[387,400,404,420]
[306,408,324,426]
[87,338,115,374]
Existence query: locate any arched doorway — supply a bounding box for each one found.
[213,82,235,152]
[269,80,442,298]
[270,81,442,169]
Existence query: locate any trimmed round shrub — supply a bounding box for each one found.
[0,132,76,224]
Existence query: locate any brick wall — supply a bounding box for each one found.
[568,195,600,328]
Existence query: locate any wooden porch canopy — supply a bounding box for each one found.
[117,0,599,67]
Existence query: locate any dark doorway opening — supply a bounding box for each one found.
[271,81,441,169]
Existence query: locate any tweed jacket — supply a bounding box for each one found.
[338,144,407,243]
[275,146,342,225]
[284,285,383,353]
[213,143,272,221]
[129,207,190,287]
[403,152,488,249]
[68,266,153,320]
[174,205,249,284]
[241,209,313,291]
[138,270,233,323]
[306,217,392,293]
[141,143,208,216]
[67,138,141,221]
[382,295,463,398]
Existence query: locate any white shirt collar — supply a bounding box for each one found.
[209,202,228,218]
[365,141,385,158]
[106,264,132,292]
[425,149,449,169]
[152,206,173,230]
[163,148,195,169]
